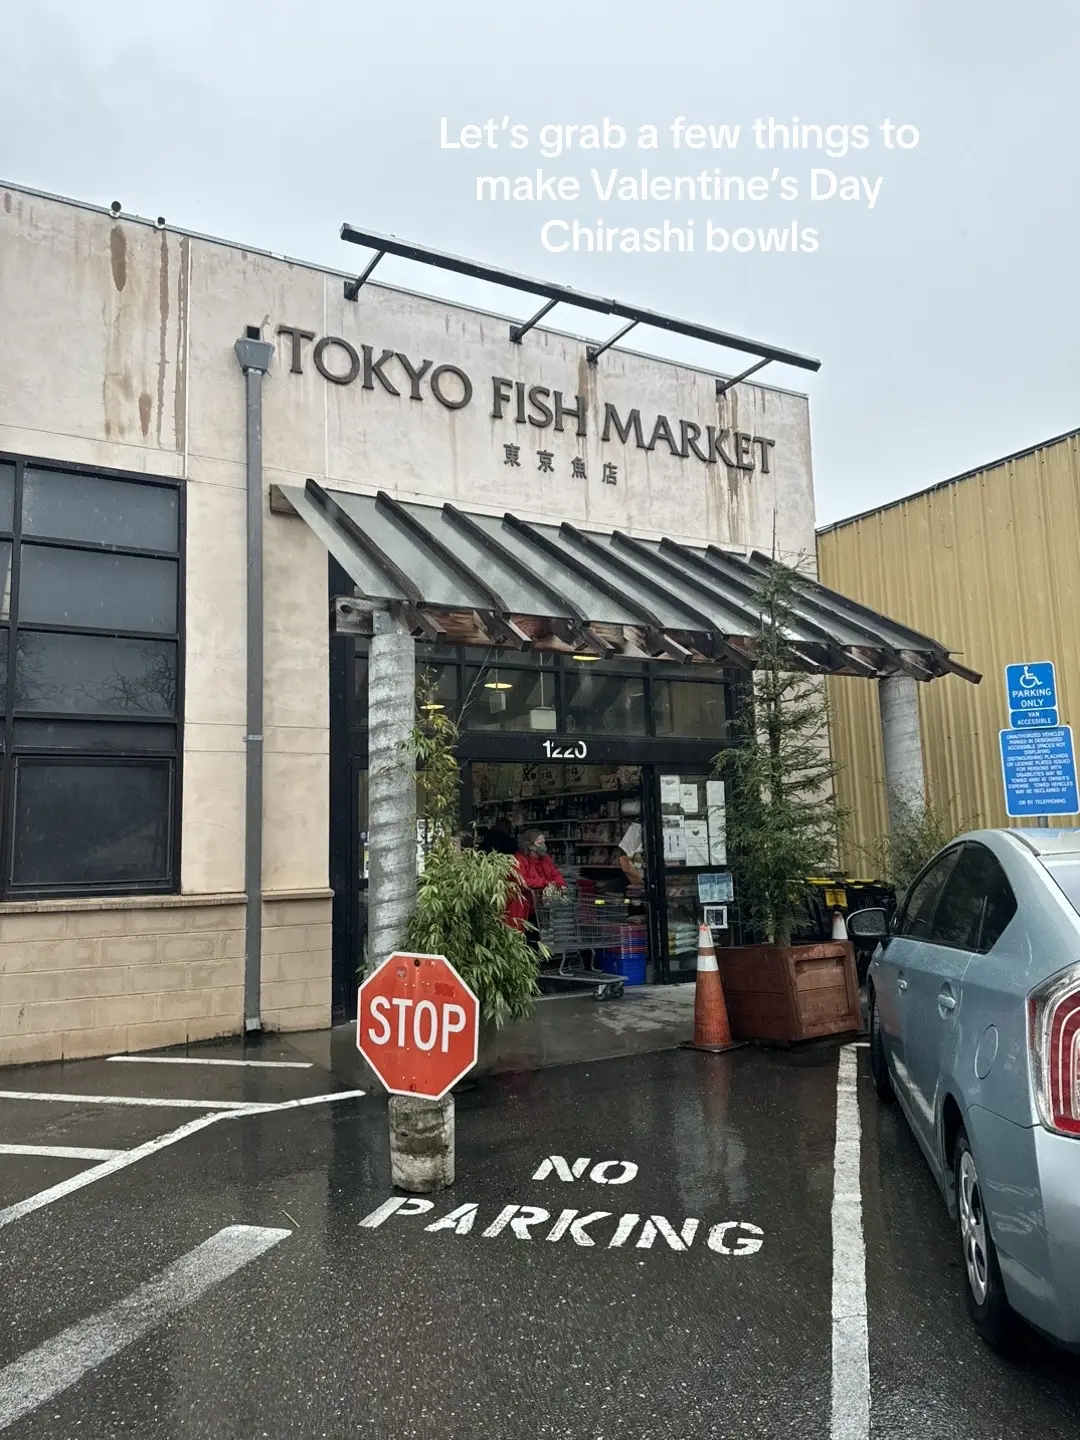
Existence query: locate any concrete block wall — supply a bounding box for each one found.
[0,891,331,1067]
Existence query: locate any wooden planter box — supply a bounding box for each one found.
[717,940,861,1045]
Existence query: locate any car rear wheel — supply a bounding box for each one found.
[954,1131,1016,1351]
[868,984,894,1102]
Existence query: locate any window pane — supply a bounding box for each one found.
[564,669,646,736]
[13,719,176,751]
[417,663,459,717]
[22,469,179,550]
[11,760,172,887]
[15,632,177,717]
[19,546,177,632]
[462,663,558,732]
[0,465,12,532]
[932,844,1017,952]
[898,850,957,940]
[0,541,10,622]
[654,680,728,739]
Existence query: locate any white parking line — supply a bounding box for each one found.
[0,1090,365,1230]
[108,1056,314,1069]
[831,1045,869,1440]
[0,1091,265,1111]
[0,1224,291,1431]
[0,1144,123,1162]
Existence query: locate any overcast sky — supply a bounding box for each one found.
[2,0,1078,524]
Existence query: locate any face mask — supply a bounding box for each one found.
[533,840,547,855]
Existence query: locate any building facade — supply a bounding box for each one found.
[818,426,1080,866]
[0,183,824,1066]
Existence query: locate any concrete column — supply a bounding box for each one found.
[367,608,417,971]
[388,1095,455,1191]
[367,612,454,1194]
[878,673,926,834]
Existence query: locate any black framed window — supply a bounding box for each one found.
[895,848,958,940]
[564,662,647,736]
[931,843,1017,953]
[348,640,735,743]
[461,659,559,732]
[653,678,729,739]
[0,455,183,897]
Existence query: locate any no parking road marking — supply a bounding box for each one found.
[359,1195,765,1254]
[0,1225,290,1432]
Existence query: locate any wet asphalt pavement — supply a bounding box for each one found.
[0,1037,1077,1438]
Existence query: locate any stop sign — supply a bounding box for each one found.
[357,952,480,1100]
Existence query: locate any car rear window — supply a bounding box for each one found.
[1041,859,1080,916]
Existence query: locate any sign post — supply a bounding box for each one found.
[1001,661,1077,825]
[358,951,480,1193]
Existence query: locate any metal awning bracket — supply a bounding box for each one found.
[343,249,386,301]
[587,319,639,365]
[646,628,693,664]
[477,611,531,649]
[510,298,560,344]
[716,358,772,397]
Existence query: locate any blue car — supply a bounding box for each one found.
[849,829,1080,1352]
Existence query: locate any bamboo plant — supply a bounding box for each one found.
[401,676,541,1028]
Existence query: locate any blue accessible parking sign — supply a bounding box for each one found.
[999,726,1079,818]
[1005,661,1057,728]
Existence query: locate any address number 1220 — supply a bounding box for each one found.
[543,740,588,760]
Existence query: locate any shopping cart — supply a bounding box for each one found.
[531,882,628,1001]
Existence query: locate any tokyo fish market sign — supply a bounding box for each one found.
[275,324,777,477]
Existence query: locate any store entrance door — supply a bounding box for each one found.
[470,760,653,985]
[653,767,732,981]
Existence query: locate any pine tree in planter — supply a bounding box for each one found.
[714,557,862,1044]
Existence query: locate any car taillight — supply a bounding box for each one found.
[1029,964,1080,1137]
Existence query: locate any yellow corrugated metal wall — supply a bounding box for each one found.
[817,430,1080,868]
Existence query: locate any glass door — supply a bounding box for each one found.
[654,767,733,980]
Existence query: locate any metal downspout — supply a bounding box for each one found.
[234,330,275,1032]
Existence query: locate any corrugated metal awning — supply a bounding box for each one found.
[272,480,979,683]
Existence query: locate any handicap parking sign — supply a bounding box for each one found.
[1006,661,1057,729]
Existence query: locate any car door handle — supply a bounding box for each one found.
[938,987,956,1013]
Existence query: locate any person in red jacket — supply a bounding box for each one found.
[505,828,566,932]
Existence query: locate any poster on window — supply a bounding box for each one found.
[685,820,710,866]
[706,781,726,811]
[680,782,701,814]
[708,812,727,865]
[662,814,687,862]
[660,774,681,807]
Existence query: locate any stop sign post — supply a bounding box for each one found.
[358,952,479,1194]
[358,951,479,1100]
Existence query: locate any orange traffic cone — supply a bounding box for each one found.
[682,923,744,1054]
[831,910,848,941]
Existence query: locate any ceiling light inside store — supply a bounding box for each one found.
[421,702,445,712]
[484,680,513,689]
[572,654,601,662]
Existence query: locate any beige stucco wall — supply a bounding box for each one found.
[0,183,819,1064]
[0,893,330,1066]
